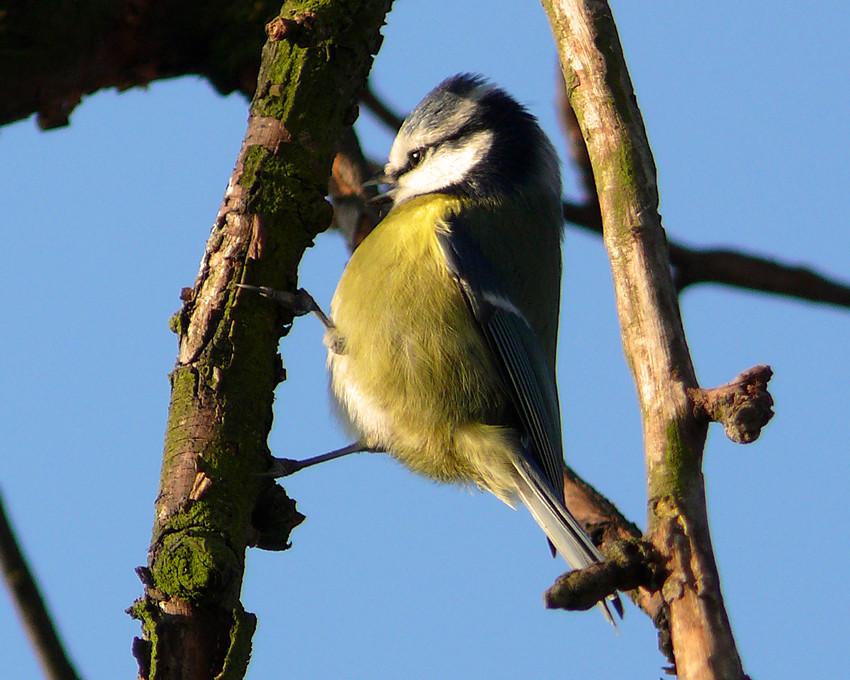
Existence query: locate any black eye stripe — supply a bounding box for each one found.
[402,118,490,174]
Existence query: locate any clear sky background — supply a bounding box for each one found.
[2,1,848,678]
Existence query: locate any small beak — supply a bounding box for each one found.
[363,170,396,205]
[362,170,393,188]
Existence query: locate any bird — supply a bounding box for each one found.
[248,73,621,624]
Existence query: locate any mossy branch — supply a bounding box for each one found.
[130,2,393,678]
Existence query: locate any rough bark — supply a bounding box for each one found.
[127,2,393,678]
[540,1,751,678]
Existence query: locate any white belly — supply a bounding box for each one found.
[327,349,395,447]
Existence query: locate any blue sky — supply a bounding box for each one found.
[2,1,848,678]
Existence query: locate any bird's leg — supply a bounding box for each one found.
[237,284,346,354]
[239,285,365,475]
[263,441,383,478]
[237,285,333,330]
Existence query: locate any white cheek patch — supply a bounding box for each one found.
[386,143,410,176]
[391,130,494,205]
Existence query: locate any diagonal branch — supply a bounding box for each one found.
[0,490,82,680]
[564,199,850,308]
[129,4,393,678]
[557,466,664,620]
[669,243,850,304]
[360,84,405,132]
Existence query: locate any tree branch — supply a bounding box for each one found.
[545,537,665,611]
[360,83,405,132]
[565,200,850,309]
[669,243,850,305]
[557,78,597,202]
[541,1,758,677]
[328,128,385,249]
[559,466,665,621]
[0,490,82,680]
[0,1,278,129]
[129,3,392,678]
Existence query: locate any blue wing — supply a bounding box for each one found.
[437,217,623,628]
[435,219,565,505]
[437,217,623,625]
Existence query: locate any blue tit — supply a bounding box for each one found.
[321,74,620,623]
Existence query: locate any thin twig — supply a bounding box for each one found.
[669,243,850,304]
[360,83,404,132]
[0,490,82,680]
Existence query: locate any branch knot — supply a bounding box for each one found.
[266,12,317,45]
[689,364,774,443]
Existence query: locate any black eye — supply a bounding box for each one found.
[408,149,423,167]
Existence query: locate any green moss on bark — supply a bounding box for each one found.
[646,419,700,503]
[218,606,258,680]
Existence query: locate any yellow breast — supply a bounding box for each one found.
[327,195,507,482]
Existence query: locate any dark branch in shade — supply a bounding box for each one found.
[0,491,83,680]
